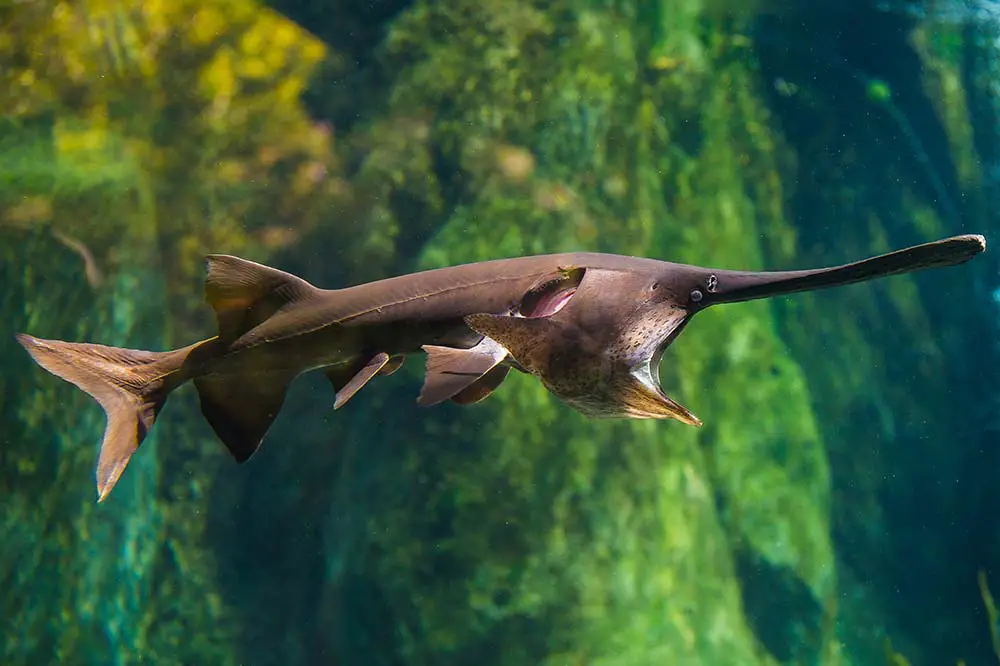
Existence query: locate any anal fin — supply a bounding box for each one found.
[418,335,509,407]
[194,373,293,463]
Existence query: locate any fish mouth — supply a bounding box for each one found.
[621,373,702,425]
[626,311,701,426]
[647,309,694,384]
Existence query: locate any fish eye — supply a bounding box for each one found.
[690,288,703,303]
[649,281,659,292]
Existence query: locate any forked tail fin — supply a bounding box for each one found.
[15,334,188,502]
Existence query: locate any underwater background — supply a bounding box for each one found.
[2,0,999,664]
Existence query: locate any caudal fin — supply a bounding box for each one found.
[15,333,184,502]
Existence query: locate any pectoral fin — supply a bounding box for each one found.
[450,364,512,405]
[418,335,509,407]
[327,352,398,409]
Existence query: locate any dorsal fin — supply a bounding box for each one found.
[204,255,319,342]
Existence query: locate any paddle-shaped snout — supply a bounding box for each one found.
[467,234,986,425]
[685,233,987,308]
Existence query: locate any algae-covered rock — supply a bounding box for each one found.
[0,230,239,665]
[753,7,998,664]
[1,1,343,663]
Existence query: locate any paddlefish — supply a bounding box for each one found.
[15,233,986,501]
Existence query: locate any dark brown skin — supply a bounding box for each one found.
[15,233,986,501]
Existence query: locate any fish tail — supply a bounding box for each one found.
[15,333,193,502]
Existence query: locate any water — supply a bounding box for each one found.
[1,1,998,664]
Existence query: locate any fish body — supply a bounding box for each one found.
[16,234,986,501]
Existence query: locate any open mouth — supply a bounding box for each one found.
[647,311,693,387]
[626,310,701,425]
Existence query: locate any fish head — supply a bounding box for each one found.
[465,264,710,425]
